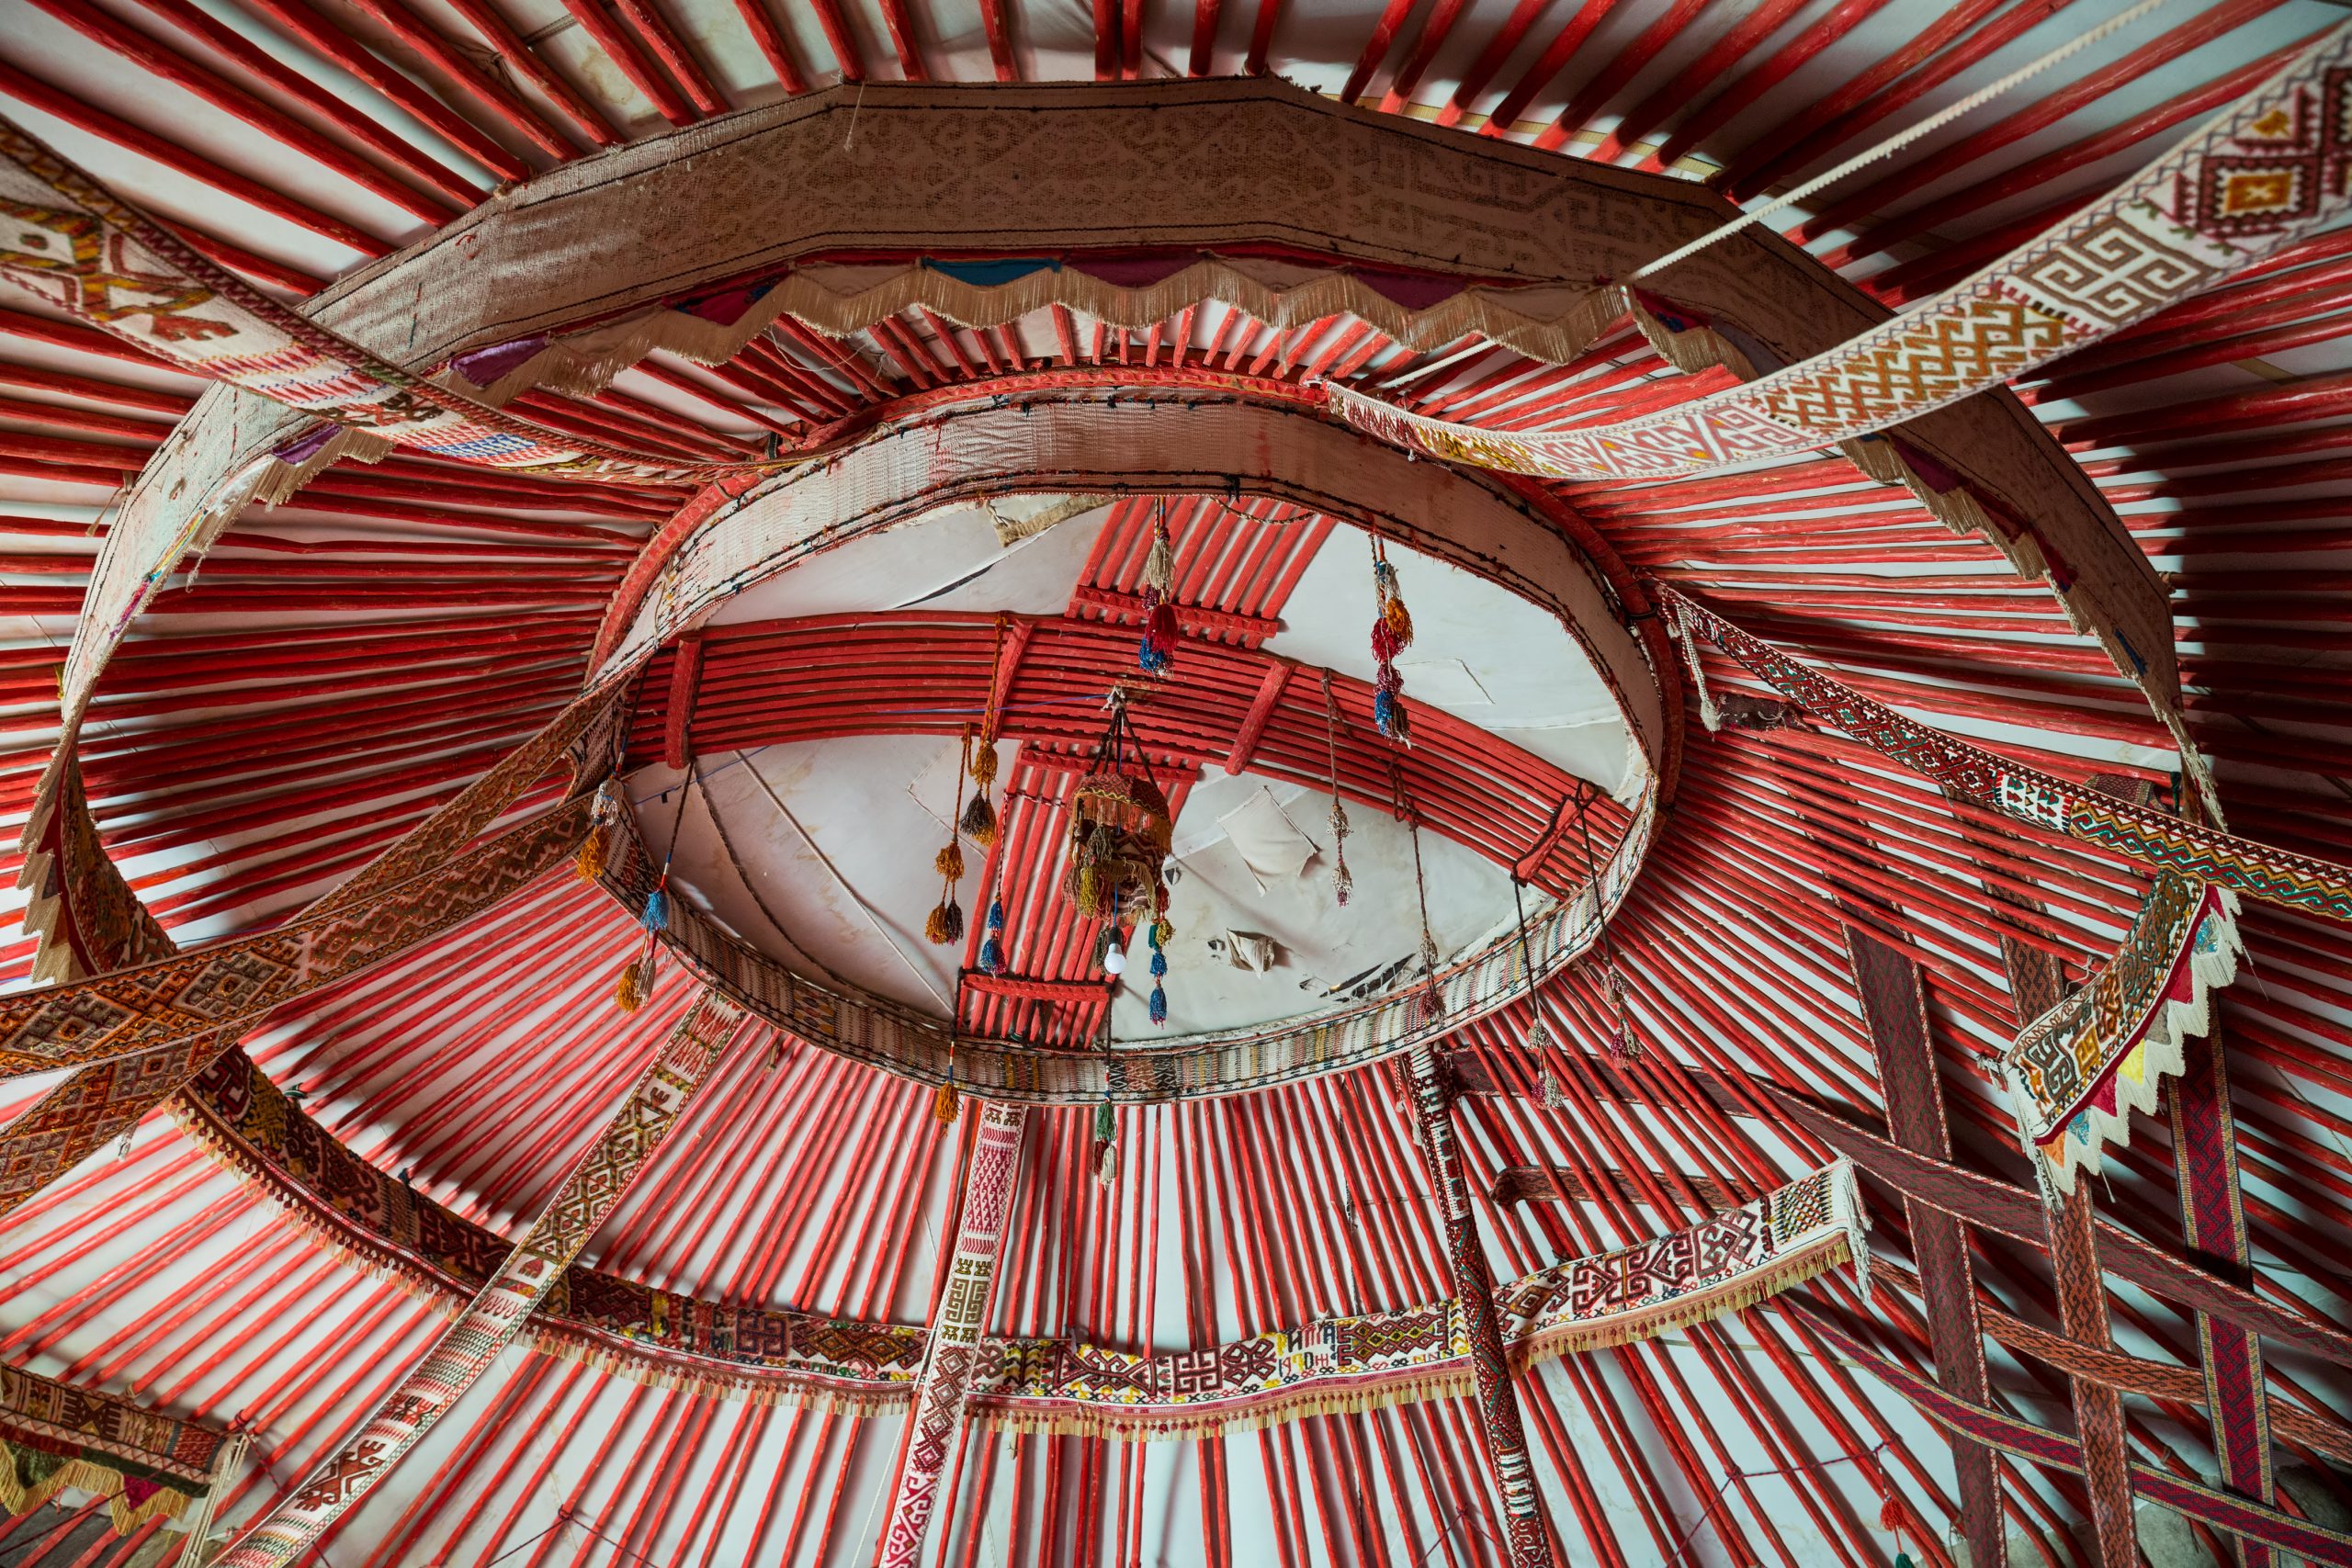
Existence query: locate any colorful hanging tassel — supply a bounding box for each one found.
[925,897,965,945]
[615,953,647,1013]
[1092,1098,1118,1186]
[1370,547,1414,745]
[642,886,670,931]
[925,728,973,944]
[1136,502,1178,674]
[959,790,997,847]
[1148,982,1168,1025]
[577,780,622,880]
[933,1077,960,1125]
[978,897,1009,976]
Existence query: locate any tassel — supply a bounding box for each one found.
[1149,947,1167,978]
[1879,1497,1902,1533]
[1525,1017,1553,1056]
[1073,861,1102,917]
[615,959,646,1014]
[925,897,964,945]
[1417,983,1442,1025]
[1540,1065,1569,1111]
[1148,983,1167,1025]
[574,831,607,882]
[642,886,669,931]
[1144,533,1175,594]
[933,1079,960,1124]
[1383,592,1414,649]
[959,792,997,846]
[1094,1140,1119,1189]
[1147,602,1178,652]
[934,840,966,881]
[1094,1099,1116,1144]
[1371,617,1401,663]
[1136,637,1170,675]
[1153,916,1173,946]
[970,745,998,789]
[980,898,1008,975]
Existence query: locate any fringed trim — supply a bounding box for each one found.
[1512,1237,1852,1367]
[0,1453,202,1538]
[988,493,1113,546]
[248,426,396,504]
[969,1369,1483,1440]
[525,1325,914,1416]
[2031,886,2244,1196]
[443,265,1622,421]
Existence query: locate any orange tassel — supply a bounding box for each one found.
[935,840,966,881]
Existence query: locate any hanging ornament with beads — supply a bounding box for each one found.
[1136,500,1178,675]
[926,727,974,945]
[1062,689,1176,1022]
[1369,541,1414,745]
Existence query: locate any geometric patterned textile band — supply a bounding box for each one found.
[1403,1043,1550,1567]
[0,120,769,486]
[214,991,747,1567]
[0,1360,228,1538]
[2005,874,2241,1191]
[877,1100,1026,1568]
[181,1036,1868,1436]
[1327,28,2352,479]
[978,1157,1868,1432]
[0,796,591,1081]
[1663,588,2352,925]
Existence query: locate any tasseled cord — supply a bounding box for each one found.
[1369,544,1414,745]
[1137,501,1179,675]
[617,766,694,1013]
[927,727,974,945]
[1318,672,1354,907]
[963,626,1003,846]
[978,896,1009,976]
[576,779,622,881]
[934,1046,961,1125]
[1511,878,1568,1108]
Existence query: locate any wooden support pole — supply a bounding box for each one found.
[2173,1025,2276,1568]
[876,1101,1027,1568]
[1846,929,2010,1568]
[1223,665,1288,774]
[1401,1044,1555,1568]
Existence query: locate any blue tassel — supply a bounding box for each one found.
[1149,948,1167,978]
[642,887,669,931]
[1136,638,1170,674]
[1374,689,1395,732]
[1148,984,1167,1025]
[979,898,1007,974]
